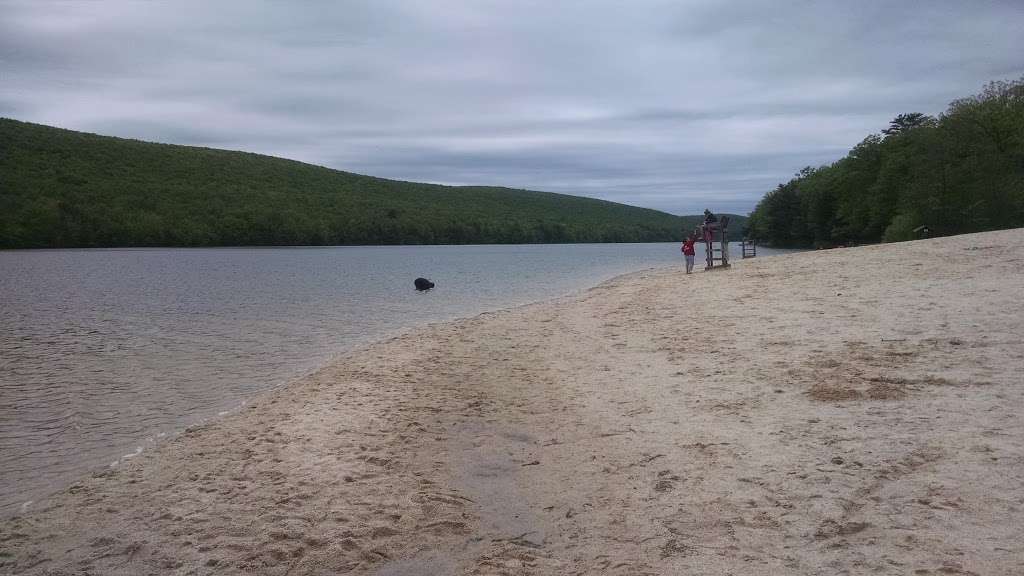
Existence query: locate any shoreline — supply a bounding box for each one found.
[0,242,717,518]
[2,229,1022,575]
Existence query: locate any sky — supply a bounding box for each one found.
[1,1,1022,215]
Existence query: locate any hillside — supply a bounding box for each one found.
[0,119,745,248]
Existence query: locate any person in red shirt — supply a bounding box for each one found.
[681,235,696,274]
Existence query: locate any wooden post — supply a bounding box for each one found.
[719,222,729,267]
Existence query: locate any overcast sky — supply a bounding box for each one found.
[2,1,1021,214]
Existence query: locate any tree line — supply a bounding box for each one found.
[746,77,1024,248]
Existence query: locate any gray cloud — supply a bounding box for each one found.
[2,0,1021,214]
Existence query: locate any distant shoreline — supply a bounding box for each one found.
[0,239,730,251]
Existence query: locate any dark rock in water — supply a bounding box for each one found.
[414,277,434,291]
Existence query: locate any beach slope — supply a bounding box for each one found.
[2,229,1023,575]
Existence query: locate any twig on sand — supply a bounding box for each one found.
[639,454,665,465]
[493,531,544,549]
[598,427,637,437]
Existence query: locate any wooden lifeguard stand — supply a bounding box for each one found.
[701,216,730,270]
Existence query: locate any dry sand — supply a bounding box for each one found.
[2,229,1023,575]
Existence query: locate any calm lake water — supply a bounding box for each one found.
[0,242,793,515]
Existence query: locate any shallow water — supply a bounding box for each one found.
[0,242,792,515]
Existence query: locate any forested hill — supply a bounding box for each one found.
[0,119,744,248]
[746,77,1024,248]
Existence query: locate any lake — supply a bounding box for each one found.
[0,242,794,515]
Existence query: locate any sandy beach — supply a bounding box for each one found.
[2,229,1022,575]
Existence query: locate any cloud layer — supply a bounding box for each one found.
[2,0,1021,214]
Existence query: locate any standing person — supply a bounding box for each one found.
[702,209,718,244]
[681,234,696,274]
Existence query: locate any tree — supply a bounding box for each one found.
[882,113,936,136]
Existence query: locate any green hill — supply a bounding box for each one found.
[0,118,745,248]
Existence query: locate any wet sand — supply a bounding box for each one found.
[2,229,1023,575]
